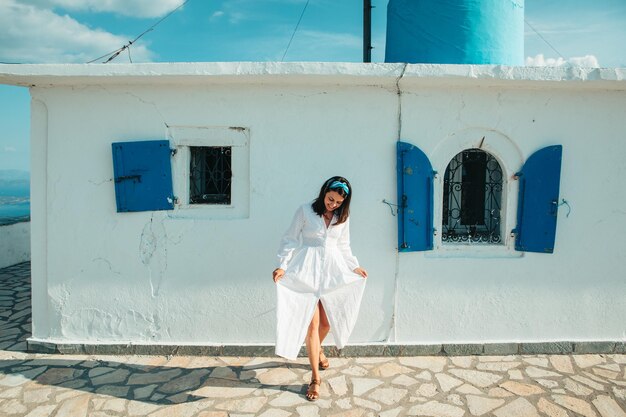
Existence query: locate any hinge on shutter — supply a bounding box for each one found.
[115,175,141,183]
[171,148,177,156]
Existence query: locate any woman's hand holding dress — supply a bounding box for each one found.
[353,267,368,278]
[273,268,285,283]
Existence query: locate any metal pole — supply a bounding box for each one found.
[363,0,372,62]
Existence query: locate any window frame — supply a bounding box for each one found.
[167,126,250,220]
[427,128,522,258]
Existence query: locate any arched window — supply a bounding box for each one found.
[442,149,503,244]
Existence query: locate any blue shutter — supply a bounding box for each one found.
[112,140,174,212]
[514,145,563,253]
[397,141,435,252]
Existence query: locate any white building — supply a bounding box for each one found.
[1,62,625,356]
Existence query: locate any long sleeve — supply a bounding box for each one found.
[337,217,359,271]
[276,205,305,270]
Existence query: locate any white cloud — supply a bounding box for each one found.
[3,147,17,153]
[525,54,600,68]
[210,10,224,20]
[20,0,185,19]
[0,1,153,63]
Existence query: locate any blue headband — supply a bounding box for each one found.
[329,180,349,195]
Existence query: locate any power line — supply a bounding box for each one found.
[281,0,310,62]
[87,0,191,64]
[525,19,564,59]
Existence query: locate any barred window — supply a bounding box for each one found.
[189,146,232,205]
[442,149,503,244]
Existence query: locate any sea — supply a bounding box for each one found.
[0,170,30,226]
[0,197,30,225]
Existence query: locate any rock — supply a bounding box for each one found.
[23,388,52,403]
[354,397,382,411]
[391,374,419,387]
[268,391,309,407]
[90,369,130,385]
[537,398,568,417]
[351,377,384,396]
[257,409,292,417]
[255,368,298,385]
[523,357,549,367]
[449,369,503,387]
[367,387,408,405]
[476,361,521,371]
[23,405,59,417]
[500,381,545,396]
[295,405,320,417]
[371,362,414,378]
[0,366,47,387]
[450,357,473,368]
[54,395,90,417]
[573,355,605,369]
[564,378,593,395]
[552,394,599,417]
[525,366,561,378]
[37,368,83,384]
[549,356,574,374]
[592,395,626,417]
[435,373,463,392]
[133,384,158,399]
[399,357,447,372]
[127,368,183,385]
[456,383,482,394]
[158,369,208,394]
[466,395,505,416]
[214,397,267,413]
[415,370,432,381]
[327,374,348,396]
[407,400,464,417]
[570,375,604,391]
[415,383,438,398]
[0,399,28,415]
[493,397,540,417]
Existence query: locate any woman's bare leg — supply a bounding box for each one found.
[306,302,321,386]
[318,302,330,364]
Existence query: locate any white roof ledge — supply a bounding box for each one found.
[1,62,624,89]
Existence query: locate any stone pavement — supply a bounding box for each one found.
[1,263,625,417]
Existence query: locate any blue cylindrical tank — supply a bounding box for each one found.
[385,0,524,65]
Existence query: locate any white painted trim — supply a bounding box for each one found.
[167,126,250,220]
[428,127,524,258]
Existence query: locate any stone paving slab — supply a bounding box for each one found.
[1,262,625,416]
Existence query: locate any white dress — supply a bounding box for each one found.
[275,203,366,360]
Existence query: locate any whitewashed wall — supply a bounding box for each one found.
[4,63,624,347]
[0,222,30,269]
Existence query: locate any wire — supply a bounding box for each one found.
[525,19,564,60]
[281,0,310,62]
[87,0,191,64]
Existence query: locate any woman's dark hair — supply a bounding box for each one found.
[311,176,352,225]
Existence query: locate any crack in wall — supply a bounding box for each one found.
[92,257,121,275]
[139,212,169,297]
[124,91,169,127]
[88,178,113,186]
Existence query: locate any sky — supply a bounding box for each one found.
[1,0,625,172]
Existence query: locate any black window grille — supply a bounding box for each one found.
[442,149,503,243]
[189,147,232,205]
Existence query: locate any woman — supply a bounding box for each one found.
[272,176,368,401]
